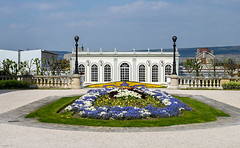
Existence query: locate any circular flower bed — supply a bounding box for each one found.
[65,87,192,120]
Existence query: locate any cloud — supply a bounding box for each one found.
[0,6,13,15]
[9,23,28,30]
[109,0,168,14]
[21,1,71,11]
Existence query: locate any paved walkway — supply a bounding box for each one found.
[0,89,240,147]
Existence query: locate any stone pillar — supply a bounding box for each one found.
[132,58,136,81]
[169,75,179,89]
[22,75,33,85]
[114,58,118,81]
[72,74,81,89]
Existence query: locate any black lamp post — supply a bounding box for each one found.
[74,36,79,74]
[172,36,177,75]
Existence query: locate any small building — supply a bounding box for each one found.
[180,48,226,77]
[70,48,179,84]
[195,48,215,69]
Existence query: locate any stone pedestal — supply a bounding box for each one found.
[169,75,179,89]
[22,75,33,85]
[80,75,84,89]
[72,74,81,89]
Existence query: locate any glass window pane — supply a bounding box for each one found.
[91,64,98,82]
[152,65,158,82]
[139,65,145,82]
[104,64,111,82]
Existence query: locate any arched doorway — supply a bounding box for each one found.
[120,63,129,81]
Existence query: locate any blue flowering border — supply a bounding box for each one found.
[65,87,192,120]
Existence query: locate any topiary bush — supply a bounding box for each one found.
[222,81,240,90]
[0,80,30,89]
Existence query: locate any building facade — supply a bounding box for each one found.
[71,49,179,84]
[0,49,58,74]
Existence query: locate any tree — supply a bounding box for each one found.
[1,59,16,75]
[24,59,34,75]
[42,58,70,75]
[33,58,41,75]
[223,58,237,77]
[185,58,202,77]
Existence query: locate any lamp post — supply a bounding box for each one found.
[172,36,177,75]
[74,36,79,74]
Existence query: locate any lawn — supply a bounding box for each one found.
[26,95,229,127]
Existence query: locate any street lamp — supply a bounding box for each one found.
[172,36,177,75]
[74,36,79,74]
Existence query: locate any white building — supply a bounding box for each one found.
[0,49,58,74]
[0,49,19,64]
[71,48,179,84]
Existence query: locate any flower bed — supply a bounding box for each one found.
[87,81,164,88]
[65,87,192,120]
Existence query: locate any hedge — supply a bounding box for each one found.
[222,81,240,90]
[0,80,30,89]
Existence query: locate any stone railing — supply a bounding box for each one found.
[0,75,84,89]
[31,75,73,88]
[0,75,18,80]
[178,76,240,89]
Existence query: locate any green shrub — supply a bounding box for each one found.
[222,81,240,89]
[0,80,30,89]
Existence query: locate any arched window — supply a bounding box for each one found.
[165,65,172,82]
[91,64,98,82]
[165,65,172,75]
[104,64,111,82]
[152,65,158,82]
[139,65,145,82]
[120,63,129,81]
[78,64,85,74]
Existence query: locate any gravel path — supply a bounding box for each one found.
[0,89,240,147]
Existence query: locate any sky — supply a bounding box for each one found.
[0,0,240,52]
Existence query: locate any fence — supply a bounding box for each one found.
[0,75,77,89]
[178,76,240,89]
[1,75,239,89]
[31,75,73,88]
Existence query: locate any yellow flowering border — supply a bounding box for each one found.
[87,81,165,88]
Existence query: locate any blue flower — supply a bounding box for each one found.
[65,87,192,120]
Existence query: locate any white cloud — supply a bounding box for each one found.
[9,23,28,30]
[21,1,71,11]
[0,6,13,14]
[109,0,168,14]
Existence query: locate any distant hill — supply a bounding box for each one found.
[138,46,240,58]
[178,46,240,57]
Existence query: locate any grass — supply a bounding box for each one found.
[25,95,230,127]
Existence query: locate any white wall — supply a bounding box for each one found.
[72,51,178,84]
[0,49,18,63]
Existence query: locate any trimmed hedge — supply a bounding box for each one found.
[222,81,240,90]
[0,80,30,89]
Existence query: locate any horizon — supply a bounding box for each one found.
[0,0,240,51]
[1,45,240,52]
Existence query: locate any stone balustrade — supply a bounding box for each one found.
[0,75,18,80]
[178,76,240,89]
[31,75,73,88]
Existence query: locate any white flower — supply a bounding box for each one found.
[65,105,72,111]
[179,107,185,111]
[79,111,85,115]
[162,99,171,106]
[99,111,107,116]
